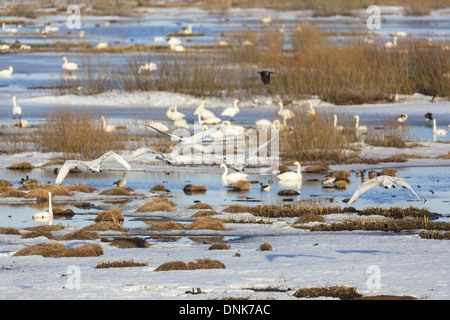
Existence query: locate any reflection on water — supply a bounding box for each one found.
[1,165,449,229]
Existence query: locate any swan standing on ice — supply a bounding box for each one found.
[20,44,31,51]
[221,99,240,119]
[197,113,221,125]
[113,172,127,187]
[193,101,216,120]
[353,115,368,132]
[32,192,53,222]
[174,118,188,128]
[138,62,157,74]
[255,119,272,129]
[100,115,115,132]
[433,119,447,136]
[396,114,408,123]
[0,66,13,78]
[333,114,344,131]
[166,105,185,121]
[348,175,423,205]
[12,96,22,122]
[62,57,78,73]
[148,121,169,132]
[307,100,315,116]
[219,163,248,181]
[55,151,132,185]
[277,161,302,181]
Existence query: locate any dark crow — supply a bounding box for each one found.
[257,70,276,85]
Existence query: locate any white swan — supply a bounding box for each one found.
[271,119,282,130]
[348,175,423,204]
[20,44,31,51]
[353,115,368,132]
[62,56,78,72]
[148,121,169,132]
[433,119,448,136]
[220,163,248,181]
[333,114,344,131]
[55,151,132,185]
[32,192,53,222]
[197,113,221,125]
[307,100,316,116]
[2,23,18,33]
[384,36,398,48]
[44,25,59,33]
[221,99,240,119]
[255,119,272,129]
[277,161,302,180]
[221,121,245,136]
[124,146,173,165]
[166,105,185,121]
[12,96,22,121]
[193,100,216,119]
[96,42,108,49]
[170,44,186,52]
[0,66,13,78]
[262,14,272,25]
[138,62,157,74]
[277,102,295,121]
[180,24,193,35]
[174,118,188,128]
[100,115,115,132]
[396,114,408,123]
[0,44,10,52]
[168,37,182,46]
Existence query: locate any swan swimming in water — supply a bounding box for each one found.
[55,151,131,185]
[348,175,423,204]
[32,192,53,222]
[219,163,248,181]
[433,119,447,136]
[277,161,302,181]
[0,66,13,78]
[62,56,78,72]
[353,115,368,132]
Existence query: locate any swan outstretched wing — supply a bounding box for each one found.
[98,151,132,170]
[125,147,164,162]
[394,177,422,201]
[347,179,379,204]
[146,124,182,142]
[55,160,88,185]
[192,122,224,141]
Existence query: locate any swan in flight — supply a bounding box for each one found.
[124,146,173,165]
[433,119,447,136]
[221,99,240,119]
[166,105,185,121]
[100,115,115,132]
[348,175,423,205]
[219,163,248,181]
[0,66,13,78]
[193,100,216,119]
[32,192,53,223]
[12,96,22,121]
[353,115,368,132]
[396,114,408,123]
[277,161,302,181]
[138,62,157,74]
[333,114,344,131]
[62,57,78,72]
[55,151,131,185]
[146,121,223,151]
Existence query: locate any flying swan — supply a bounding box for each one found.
[55,151,131,185]
[348,175,423,205]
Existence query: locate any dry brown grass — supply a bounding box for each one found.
[108,236,150,248]
[0,189,25,198]
[293,285,363,300]
[187,218,228,231]
[155,258,226,271]
[59,230,101,241]
[0,179,13,187]
[209,243,231,250]
[226,180,250,192]
[82,221,123,232]
[96,259,149,269]
[188,203,213,210]
[138,197,175,212]
[258,243,273,251]
[145,220,185,231]
[192,210,219,218]
[99,188,131,196]
[34,108,126,159]
[14,243,103,257]
[183,184,207,194]
[0,227,21,235]
[94,209,124,223]
[150,184,170,192]
[8,161,33,170]
[295,214,326,224]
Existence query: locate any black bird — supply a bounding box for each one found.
[257,70,276,85]
[425,113,433,121]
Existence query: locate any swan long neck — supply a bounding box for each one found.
[433,119,436,131]
[296,163,301,175]
[355,116,359,128]
[101,116,107,128]
[333,115,337,127]
[12,96,16,107]
[48,193,53,214]
[222,165,228,177]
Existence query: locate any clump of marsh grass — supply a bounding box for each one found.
[35,108,125,159]
[138,197,175,212]
[155,258,226,271]
[209,243,231,250]
[188,203,213,210]
[0,227,21,235]
[258,243,273,251]
[94,209,124,223]
[59,230,100,241]
[293,285,362,300]
[14,243,103,257]
[108,236,150,248]
[96,259,149,269]
[145,220,185,231]
[187,218,228,231]
[420,230,450,240]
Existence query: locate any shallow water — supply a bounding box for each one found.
[0,165,449,230]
